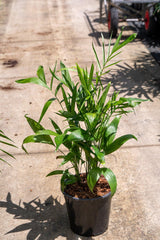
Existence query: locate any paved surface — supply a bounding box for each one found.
[0,0,160,239]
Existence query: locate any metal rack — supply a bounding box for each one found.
[100,0,160,36]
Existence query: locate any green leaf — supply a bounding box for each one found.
[71,85,77,113]
[92,43,101,71]
[0,140,17,148]
[23,134,54,145]
[60,62,74,91]
[105,116,121,145]
[22,134,54,152]
[87,167,100,192]
[87,167,117,196]
[0,131,14,142]
[16,77,49,89]
[101,33,105,66]
[50,68,66,86]
[67,128,92,142]
[111,28,137,55]
[61,86,70,111]
[92,146,105,164]
[0,157,11,166]
[100,168,117,197]
[39,98,56,123]
[37,66,46,84]
[106,34,112,59]
[61,171,77,191]
[76,64,88,93]
[88,64,94,88]
[55,134,65,150]
[0,149,16,159]
[104,60,121,69]
[25,115,44,133]
[55,82,62,97]
[105,134,137,155]
[49,61,57,90]
[119,97,148,107]
[111,28,124,55]
[97,82,111,109]
[85,113,98,131]
[35,129,58,136]
[50,118,62,134]
[46,170,64,177]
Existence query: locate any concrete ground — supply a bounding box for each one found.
[0,0,160,239]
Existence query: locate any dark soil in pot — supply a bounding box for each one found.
[63,174,112,236]
[64,173,111,199]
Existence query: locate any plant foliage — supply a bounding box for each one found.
[0,129,17,166]
[16,30,147,197]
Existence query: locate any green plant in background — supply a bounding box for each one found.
[16,30,147,197]
[0,129,17,165]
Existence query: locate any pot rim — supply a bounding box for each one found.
[62,190,111,201]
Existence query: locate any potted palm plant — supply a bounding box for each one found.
[16,30,147,236]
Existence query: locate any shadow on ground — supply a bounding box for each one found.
[85,9,160,100]
[0,193,93,240]
[107,53,160,101]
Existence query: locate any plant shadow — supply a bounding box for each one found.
[101,52,160,101]
[0,193,93,240]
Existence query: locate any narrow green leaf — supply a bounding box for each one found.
[35,129,58,136]
[50,68,66,86]
[105,134,137,155]
[104,60,121,69]
[115,33,137,52]
[0,132,14,142]
[0,149,16,159]
[50,118,62,134]
[37,66,46,84]
[87,168,100,192]
[111,28,124,55]
[85,113,97,130]
[0,157,11,166]
[111,28,136,55]
[76,64,88,92]
[97,82,111,109]
[119,97,148,107]
[23,134,54,145]
[107,34,112,59]
[49,61,57,90]
[46,170,64,177]
[55,83,62,97]
[61,171,77,191]
[16,77,49,89]
[92,43,101,71]
[60,61,74,91]
[108,51,121,61]
[88,64,94,87]
[55,134,65,150]
[67,128,92,142]
[25,115,44,133]
[61,86,71,111]
[22,134,54,152]
[101,33,105,66]
[0,140,17,148]
[92,146,105,164]
[105,116,121,145]
[39,98,56,123]
[71,86,77,113]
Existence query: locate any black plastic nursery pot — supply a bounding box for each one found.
[63,191,111,237]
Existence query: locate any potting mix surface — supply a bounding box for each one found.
[64,174,111,199]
